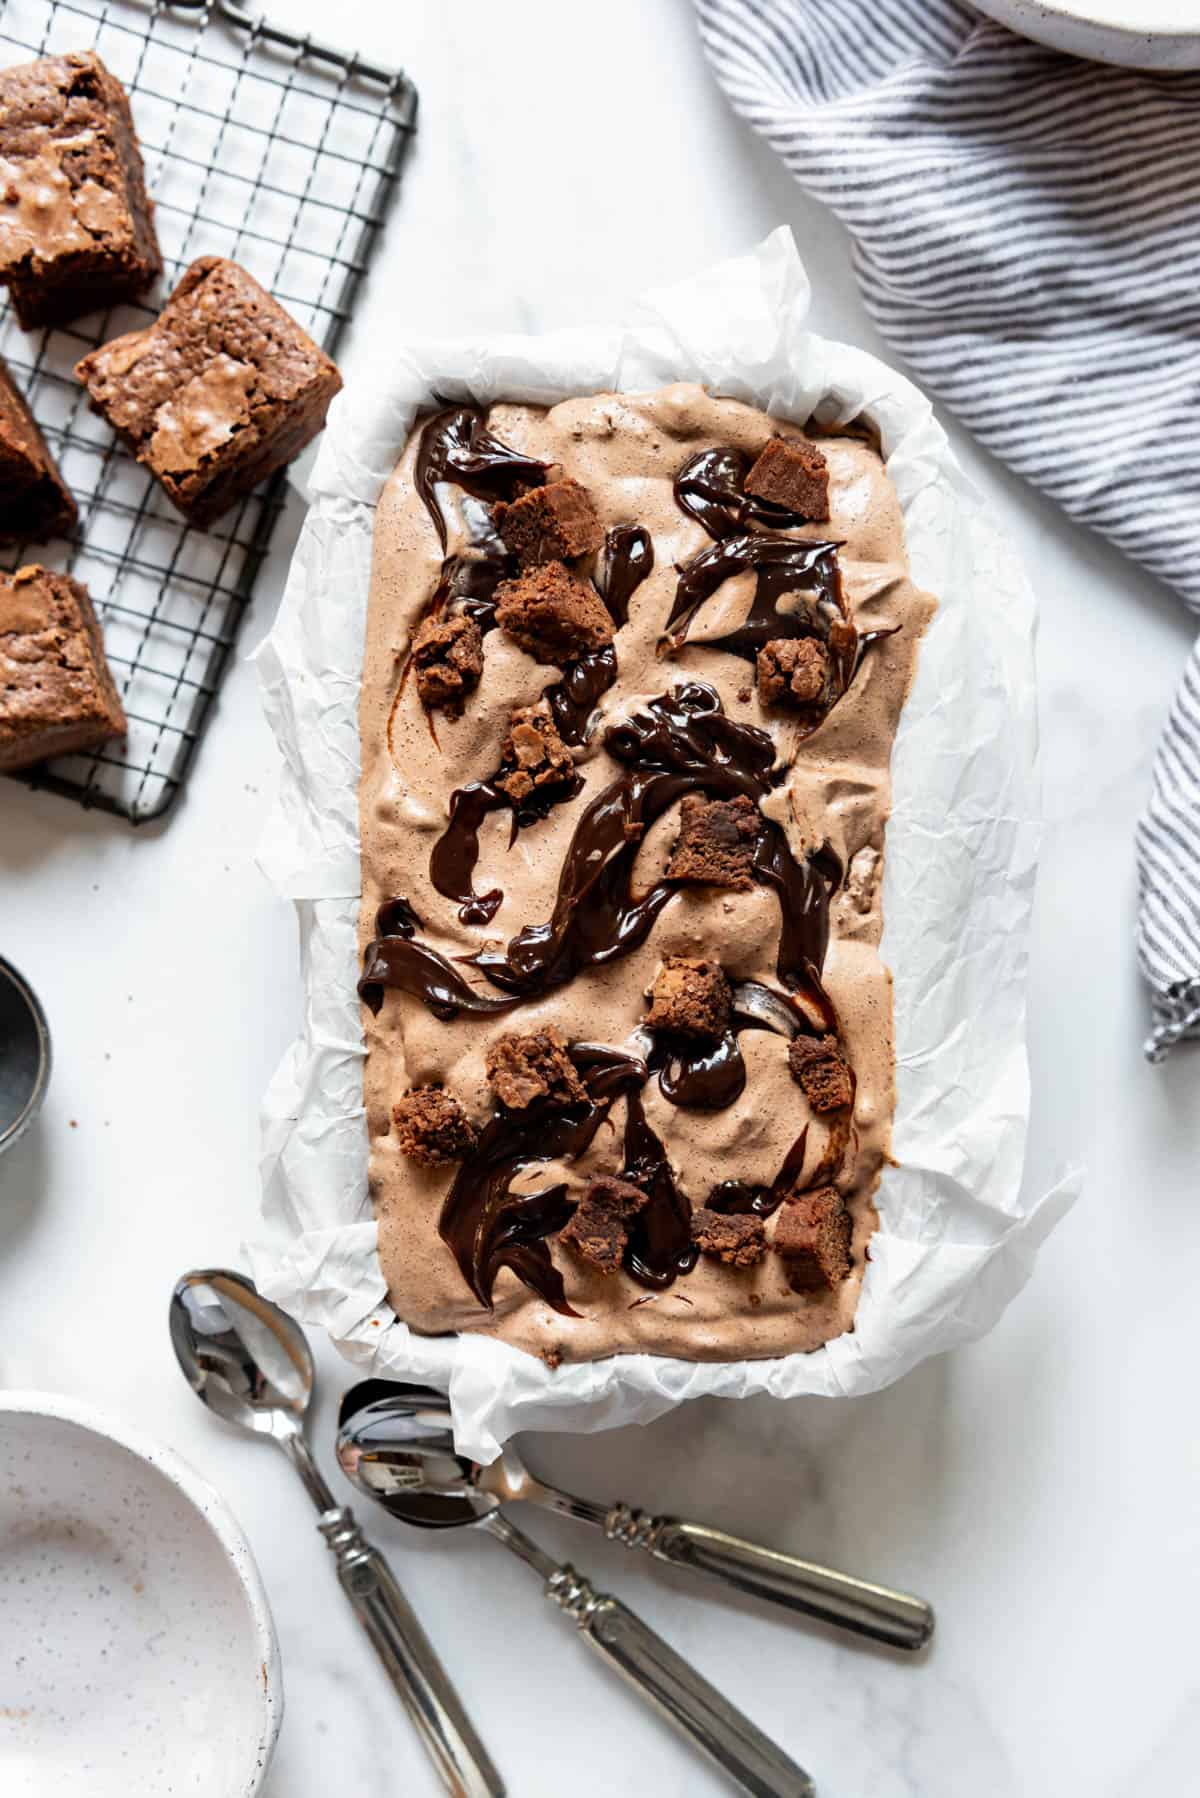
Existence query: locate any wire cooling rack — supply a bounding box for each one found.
[1,0,416,822]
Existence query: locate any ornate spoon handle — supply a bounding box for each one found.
[486,1515,814,1798]
[603,1505,933,1652]
[319,1507,506,1798]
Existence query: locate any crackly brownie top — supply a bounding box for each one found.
[0,52,143,274]
[0,563,117,735]
[74,257,339,480]
[358,384,937,1364]
[0,356,73,515]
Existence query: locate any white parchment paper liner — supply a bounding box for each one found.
[252,229,1076,1464]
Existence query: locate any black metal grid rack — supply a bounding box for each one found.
[1,0,416,822]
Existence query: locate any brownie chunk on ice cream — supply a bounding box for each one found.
[75,257,341,526]
[497,478,603,565]
[486,1025,586,1112]
[646,956,732,1040]
[494,561,614,665]
[496,701,575,803]
[789,1035,854,1113]
[745,435,829,521]
[392,1087,477,1167]
[666,793,761,890]
[757,636,831,712]
[412,612,483,713]
[560,1175,649,1274]
[0,51,161,328]
[691,1209,767,1267]
[774,1189,852,1291]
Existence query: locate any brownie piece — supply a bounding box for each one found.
[496,478,603,565]
[392,1087,477,1167]
[646,956,732,1041]
[0,563,125,770]
[494,560,614,666]
[0,52,161,329]
[757,637,831,712]
[486,1025,587,1112]
[788,1035,854,1113]
[666,793,761,890]
[0,355,75,542]
[496,700,575,803]
[745,436,830,521]
[412,612,483,713]
[560,1174,648,1274]
[74,257,342,526]
[690,1208,767,1267]
[774,1189,852,1291]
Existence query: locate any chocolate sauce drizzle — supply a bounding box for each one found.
[411,409,544,667]
[436,990,844,1311]
[674,446,818,541]
[418,442,658,922]
[432,952,846,1311]
[427,573,649,928]
[706,1126,811,1221]
[541,527,653,745]
[598,524,654,626]
[539,527,653,744]
[646,976,827,1113]
[648,1031,747,1111]
[365,684,840,1026]
[438,1038,703,1311]
[430,768,585,928]
[416,407,548,548]
[543,648,616,746]
[664,534,857,734]
[469,682,837,999]
[358,899,519,1021]
[621,1082,697,1288]
[439,1043,644,1314]
[669,446,903,733]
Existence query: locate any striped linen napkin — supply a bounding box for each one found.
[694,0,1200,1060]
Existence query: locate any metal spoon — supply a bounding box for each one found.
[169,1272,504,1798]
[337,1382,816,1798]
[337,1380,933,1652]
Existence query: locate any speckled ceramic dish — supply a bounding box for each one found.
[970,0,1200,68]
[0,1393,281,1796]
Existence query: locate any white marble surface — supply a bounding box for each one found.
[2,3,1199,1794]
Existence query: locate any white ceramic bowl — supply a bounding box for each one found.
[0,1392,281,1796]
[970,0,1200,68]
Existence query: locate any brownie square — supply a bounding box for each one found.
[0,51,161,329]
[74,257,343,527]
[0,563,126,771]
[0,355,76,542]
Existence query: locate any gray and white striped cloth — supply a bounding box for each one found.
[695,0,1200,1060]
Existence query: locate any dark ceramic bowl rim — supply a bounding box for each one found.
[0,954,51,1156]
